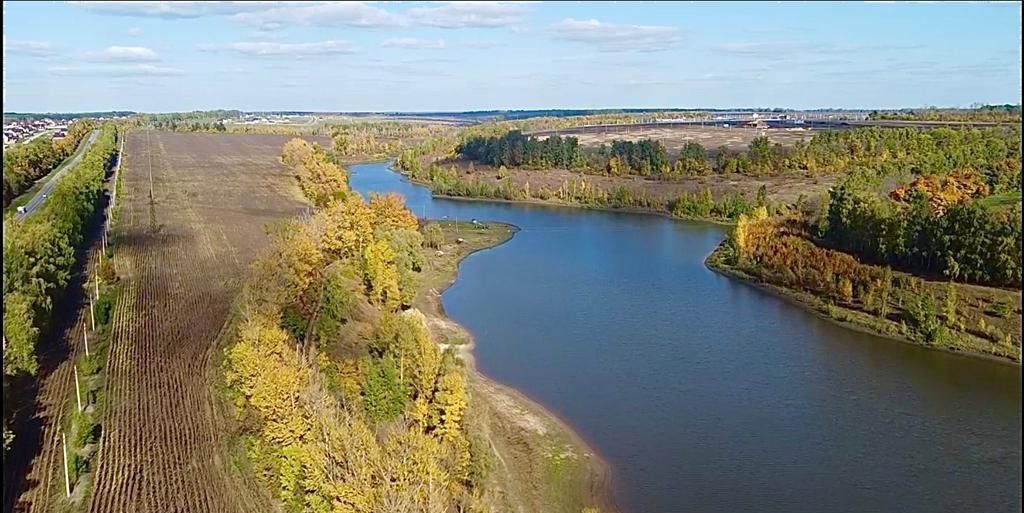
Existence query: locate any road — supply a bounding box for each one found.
[14,129,100,221]
[20,129,54,145]
[2,129,52,150]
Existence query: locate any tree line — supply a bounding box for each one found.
[824,184,1022,288]
[602,139,669,176]
[868,105,1021,123]
[455,126,1020,189]
[4,124,119,449]
[723,211,1018,356]
[220,139,485,511]
[3,120,95,206]
[410,162,760,222]
[457,130,584,168]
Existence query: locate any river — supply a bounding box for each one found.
[349,162,1022,513]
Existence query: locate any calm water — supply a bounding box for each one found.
[350,162,1022,513]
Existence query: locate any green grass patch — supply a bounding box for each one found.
[975,190,1022,210]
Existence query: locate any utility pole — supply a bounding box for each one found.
[62,432,71,497]
[83,330,90,358]
[74,366,82,412]
[147,129,154,201]
[90,298,96,332]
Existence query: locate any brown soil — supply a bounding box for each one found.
[538,125,818,152]
[85,132,311,513]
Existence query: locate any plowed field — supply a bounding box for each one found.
[85,132,310,513]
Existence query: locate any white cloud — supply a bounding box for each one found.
[381,38,446,50]
[74,1,530,30]
[711,41,926,60]
[349,58,455,77]
[127,27,145,37]
[87,46,160,62]
[201,40,355,57]
[407,2,531,28]
[711,41,817,58]
[5,39,58,57]
[230,2,404,30]
[49,63,184,76]
[548,18,681,52]
[460,40,501,50]
[72,1,264,19]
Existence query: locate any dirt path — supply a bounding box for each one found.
[86,132,308,513]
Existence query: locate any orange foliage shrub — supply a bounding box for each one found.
[889,172,989,215]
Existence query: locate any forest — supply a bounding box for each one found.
[601,139,670,176]
[3,119,95,206]
[142,110,240,131]
[457,131,584,168]
[455,125,1021,191]
[710,125,1020,184]
[221,139,485,511]
[867,105,1021,123]
[824,182,1022,287]
[719,209,1019,359]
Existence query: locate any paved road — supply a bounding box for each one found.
[20,129,54,145]
[14,129,100,221]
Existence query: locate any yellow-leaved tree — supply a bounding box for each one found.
[362,239,401,309]
[369,193,419,233]
[300,149,349,207]
[731,205,770,262]
[321,195,375,259]
[431,354,471,483]
[225,312,311,445]
[282,138,313,170]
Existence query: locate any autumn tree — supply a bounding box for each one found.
[369,193,419,233]
[282,138,313,169]
[677,141,710,175]
[362,239,401,309]
[298,149,349,207]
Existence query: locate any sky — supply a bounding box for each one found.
[2,1,1021,113]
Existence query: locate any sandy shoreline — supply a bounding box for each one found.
[417,219,618,512]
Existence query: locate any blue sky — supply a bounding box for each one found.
[2,1,1021,112]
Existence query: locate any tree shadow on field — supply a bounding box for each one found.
[115,227,191,254]
[2,192,111,513]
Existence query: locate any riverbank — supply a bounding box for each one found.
[402,155,1021,366]
[404,162,1020,366]
[705,241,1022,365]
[398,165,739,227]
[417,220,616,513]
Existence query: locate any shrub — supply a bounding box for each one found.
[990,300,1014,319]
[94,290,116,326]
[280,306,307,341]
[907,294,948,344]
[361,354,407,421]
[422,223,444,249]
